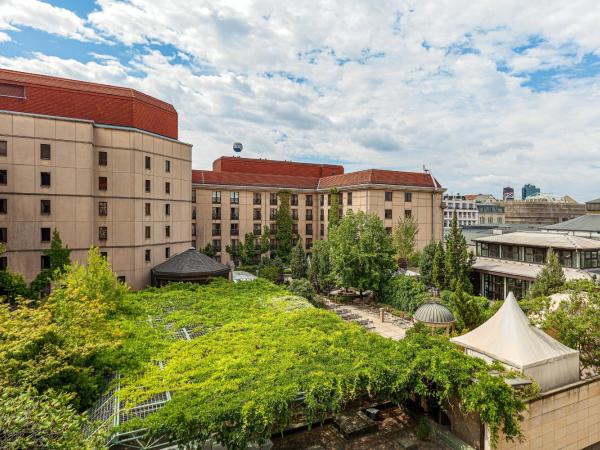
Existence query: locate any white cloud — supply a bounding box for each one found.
[2,1,600,200]
[0,0,101,41]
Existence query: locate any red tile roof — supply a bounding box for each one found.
[192,170,320,189]
[464,194,479,200]
[318,169,441,189]
[0,69,179,139]
[213,156,344,178]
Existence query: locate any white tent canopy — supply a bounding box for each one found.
[450,292,579,391]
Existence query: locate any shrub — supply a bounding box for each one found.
[288,278,315,301]
[381,275,429,313]
[258,265,280,283]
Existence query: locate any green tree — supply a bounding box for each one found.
[528,249,566,298]
[290,240,308,279]
[328,211,396,297]
[381,275,428,313]
[418,242,436,287]
[238,232,260,266]
[202,243,216,258]
[448,282,488,331]
[432,241,447,290]
[328,188,340,230]
[392,215,419,269]
[260,225,271,257]
[542,288,600,373]
[444,211,473,292]
[0,387,106,450]
[287,278,315,301]
[308,240,335,294]
[0,272,31,305]
[275,190,293,262]
[31,229,72,297]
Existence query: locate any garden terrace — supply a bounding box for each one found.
[90,279,526,449]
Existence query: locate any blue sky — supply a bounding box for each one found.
[1,0,599,200]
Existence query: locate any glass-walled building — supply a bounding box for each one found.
[473,231,600,300]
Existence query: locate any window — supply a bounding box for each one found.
[145,180,151,193]
[270,208,277,220]
[145,202,151,216]
[165,204,171,216]
[0,256,7,270]
[582,250,599,268]
[320,194,325,206]
[192,224,196,236]
[99,176,108,191]
[99,226,108,241]
[165,182,170,194]
[98,151,107,166]
[292,223,298,234]
[117,275,126,283]
[503,245,519,261]
[306,238,313,250]
[230,191,239,204]
[404,209,412,218]
[0,228,6,243]
[145,156,151,170]
[558,250,573,268]
[192,190,196,203]
[41,200,51,215]
[41,255,51,270]
[212,207,221,220]
[320,209,324,221]
[506,277,528,300]
[165,247,171,258]
[40,172,51,187]
[40,144,51,160]
[0,140,6,157]
[0,169,6,185]
[292,209,298,220]
[40,227,51,242]
[347,192,352,205]
[253,223,262,235]
[479,243,500,258]
[385,191,392,201]
[0,199,6,214]
[145,249,151,262]
[306,209,313,221]
[270,193,278,205]
[524,247,546,264]
[305,195,313,206]
[385,227,392,234]
[270,223,277,235]
[291,194,298,206]
[327,194,331,206]
[212,239,221,252]
[230,207,239,220]
[165,160,171,172]
[270,238,277,250]
[385,209,393,219]
[405,192,412,202]
[483,273,504,300]
[165,225,171,237]
[145,226,151,239]
[212,223,221,236]
[305,223,313,235]
[253,208,261,220]
[100,252,108,259]
[212,191,221,203]
[192,206,196,220]
[253,192,262,205]
[231,223,239,236]
[320,223,325,236]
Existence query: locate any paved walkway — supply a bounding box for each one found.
[323,299,412,340]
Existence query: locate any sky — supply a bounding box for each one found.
[0,1,599,201]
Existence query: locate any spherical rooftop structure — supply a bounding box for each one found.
[414,302,455,325]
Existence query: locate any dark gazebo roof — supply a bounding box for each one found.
[152,248,230,280]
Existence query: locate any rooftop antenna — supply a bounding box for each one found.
[423,164,430,174]
[233,142,243,154]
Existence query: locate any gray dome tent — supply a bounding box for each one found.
[151,248,230,286]
[413,302,456,334]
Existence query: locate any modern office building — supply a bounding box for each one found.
[192,156,445,264]
[0,69,192,289]
[521,183,540,200]
[465,194,505,225]
[443,194,478,228]
[502,186,514,201]
[472,231,599,299]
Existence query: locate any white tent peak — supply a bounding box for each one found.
[450,291,578,370]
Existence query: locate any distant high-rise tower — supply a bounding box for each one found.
[503,187,515,201]
[522,183,541,200]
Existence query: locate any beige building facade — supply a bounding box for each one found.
[0,70,191,290]
[192,157,444,265]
